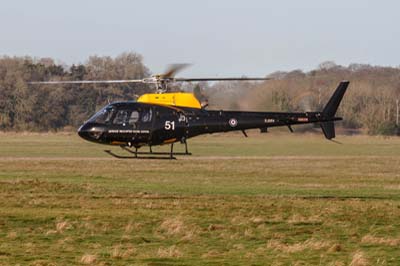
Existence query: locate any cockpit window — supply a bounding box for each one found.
[113,110,129,125]
[129,111,140,124]
[88,106,115,124]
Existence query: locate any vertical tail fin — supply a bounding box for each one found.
[321,121,335,139]
[322,81,349,118]
[320,81,350,139]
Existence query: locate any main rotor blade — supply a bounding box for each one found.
[161,64,191,78]
[29,79,145,85]
[174,77,271,82]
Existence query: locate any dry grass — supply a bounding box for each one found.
[328,243,342,253]
[159,217,199,243]
[56,220,72,232]
[6,231,17,239]
[349,251,369,266]
[180,229,197,242]
[80,254,97,264]
[30,260,57,266]
[207,224,225,231]
[361,234,400,246]
[327,261,345,266]
[266,238,332,253]
[287,214,322,224]
[201,250,221,258]
[110,244,136,259]
[249,216,264,224]
[159,217,186,236]
[157,245,183,258]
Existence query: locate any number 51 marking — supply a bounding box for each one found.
[165,121,175,130]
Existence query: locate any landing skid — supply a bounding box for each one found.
[104,141,192,160]
[104,150,177,160]
[120,146,192,156]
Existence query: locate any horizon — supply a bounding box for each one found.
[1,0,399,77]
[2,53,399,77]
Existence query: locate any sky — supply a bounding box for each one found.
[0,0,399,77]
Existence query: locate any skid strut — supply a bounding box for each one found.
[104,142,192,159]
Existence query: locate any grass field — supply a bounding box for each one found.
[1,131,400,266]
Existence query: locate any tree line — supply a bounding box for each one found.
[203,61,400,135]
[0,52,150,131]
[0,54,399,135]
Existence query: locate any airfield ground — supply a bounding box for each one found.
[0,132,400,266]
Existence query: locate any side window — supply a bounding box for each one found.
[113,110,129,125]
[141,108,153,123]
[129,111,140,125]
[104,109,115,124]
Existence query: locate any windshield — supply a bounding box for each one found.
[88,106,115,124]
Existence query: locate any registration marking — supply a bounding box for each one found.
[297,117,309,122]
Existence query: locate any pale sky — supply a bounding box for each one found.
[0,0,399,77]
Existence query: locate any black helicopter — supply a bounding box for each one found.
[31,65,349,159]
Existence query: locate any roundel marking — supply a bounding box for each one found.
[229,118,238,127]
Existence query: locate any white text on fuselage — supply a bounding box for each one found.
[108,130,150,134]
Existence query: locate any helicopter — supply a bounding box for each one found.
[30,65,349,159]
